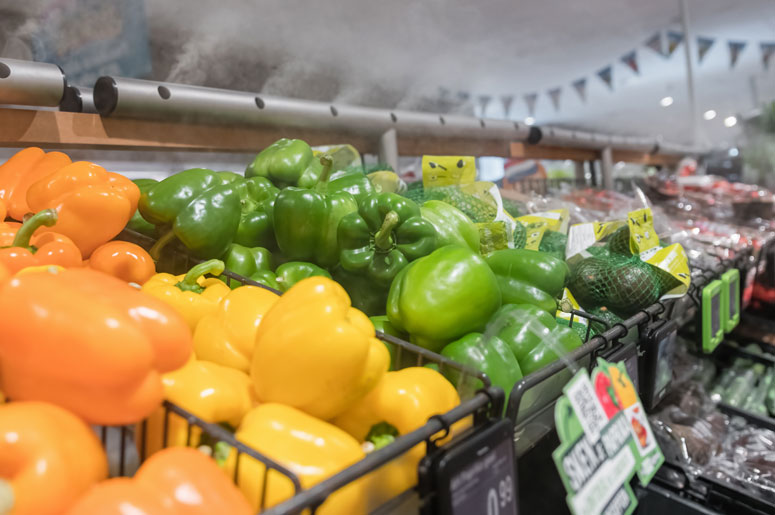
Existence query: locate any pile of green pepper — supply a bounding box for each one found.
[129,137,584,397]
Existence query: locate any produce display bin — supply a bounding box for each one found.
[113,228,504,514]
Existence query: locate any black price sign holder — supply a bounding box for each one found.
[418,418,518,515]
[639,319,678,410]
[701,280,724,353]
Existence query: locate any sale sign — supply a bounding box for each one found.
[552,358,663,515]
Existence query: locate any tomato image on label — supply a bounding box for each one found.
[593,371,622,419]
[631,415,649,447]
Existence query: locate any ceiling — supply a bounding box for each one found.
[2,0,774,148]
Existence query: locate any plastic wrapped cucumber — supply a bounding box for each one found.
[724,369,758,407]
[743,368,774,416]
[710,368,738,402]
[767,371,775,416]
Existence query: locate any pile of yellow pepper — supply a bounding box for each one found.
[0,191,466,514]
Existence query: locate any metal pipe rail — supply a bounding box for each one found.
[0,58,67,107]
[90,75,700,156]
[0,58,704,158]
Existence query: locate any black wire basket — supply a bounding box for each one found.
[112,228,504,514]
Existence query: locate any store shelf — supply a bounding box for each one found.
[0,107,379,153]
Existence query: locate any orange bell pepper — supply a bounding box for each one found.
[0,198,6,221]
[0,401,108,515]
[0,209,82,274]
[88,240,156,284]
[26,161,139,257]
[0,267,192,425]
[65,447,252,515]
[6,151,72,221]
[0,147,45,207]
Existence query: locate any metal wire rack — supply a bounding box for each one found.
[109,228,502,514]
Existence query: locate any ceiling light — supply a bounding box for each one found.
[723,116,737,128]
[703,109,717,120]
[524,116,536,126]
[660,96,674,107]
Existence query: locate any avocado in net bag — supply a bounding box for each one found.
[538,230,567,260]
[568,227,664,318]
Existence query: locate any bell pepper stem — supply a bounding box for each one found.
[374,211,400,251]
[317,154,334,184]
[365,421,400,450]
[175,259,225,293]
[0,479,13,514]
[9,209,58,250]
[149,229,177,261]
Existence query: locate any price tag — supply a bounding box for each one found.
[721,269,740,333]
[419,419,517,515]
[639,320,678,410]
[702,280,724,353]
[552,359,663,515]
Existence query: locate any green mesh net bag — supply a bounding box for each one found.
[402,184,497,223]
[538,230,567,261]
[512,221,527,249]
[606,226,631,255]
[568,252,661,318]
[501,198,523,218]
[588,306,624,336]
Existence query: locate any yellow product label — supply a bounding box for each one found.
[518,209,567,232]
[627,208,660,257]
[422,155,476,188]
[646,243,691,296]
[462,181,519,242]
[565,220,625,259]
[522,222,547,250]
[517,209,569,250]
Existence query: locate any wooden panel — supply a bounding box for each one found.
[510,142,599,161]
[0,108,378,154]
[611,150,681,166]
[398,136,513,157]
[0,108,684,165]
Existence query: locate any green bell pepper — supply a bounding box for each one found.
[489,304,583,376]
[219,243,273,289]
[321,168,375,206]
[233,177,279,250]
[139,168,241,260]
[275,261,332,292]
[387,245,502,352]
[440,332,523,402]
[420,200,480,253]
[485,249,569,314]
[332,265,388,317]
[245,138,322,189]
[127,178,158,236]
[338,192,436,287]
[217,171,243,184]
[273,156,358,267]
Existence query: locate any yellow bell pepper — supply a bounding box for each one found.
[193,285,280,373]
[225,403,368,514]
[333,367,467,508]
[142,259,230,332]
[251,277,389,420]
[609,364,638,409]
[138,357,256,458]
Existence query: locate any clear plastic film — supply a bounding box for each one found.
[649,340,775,504]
